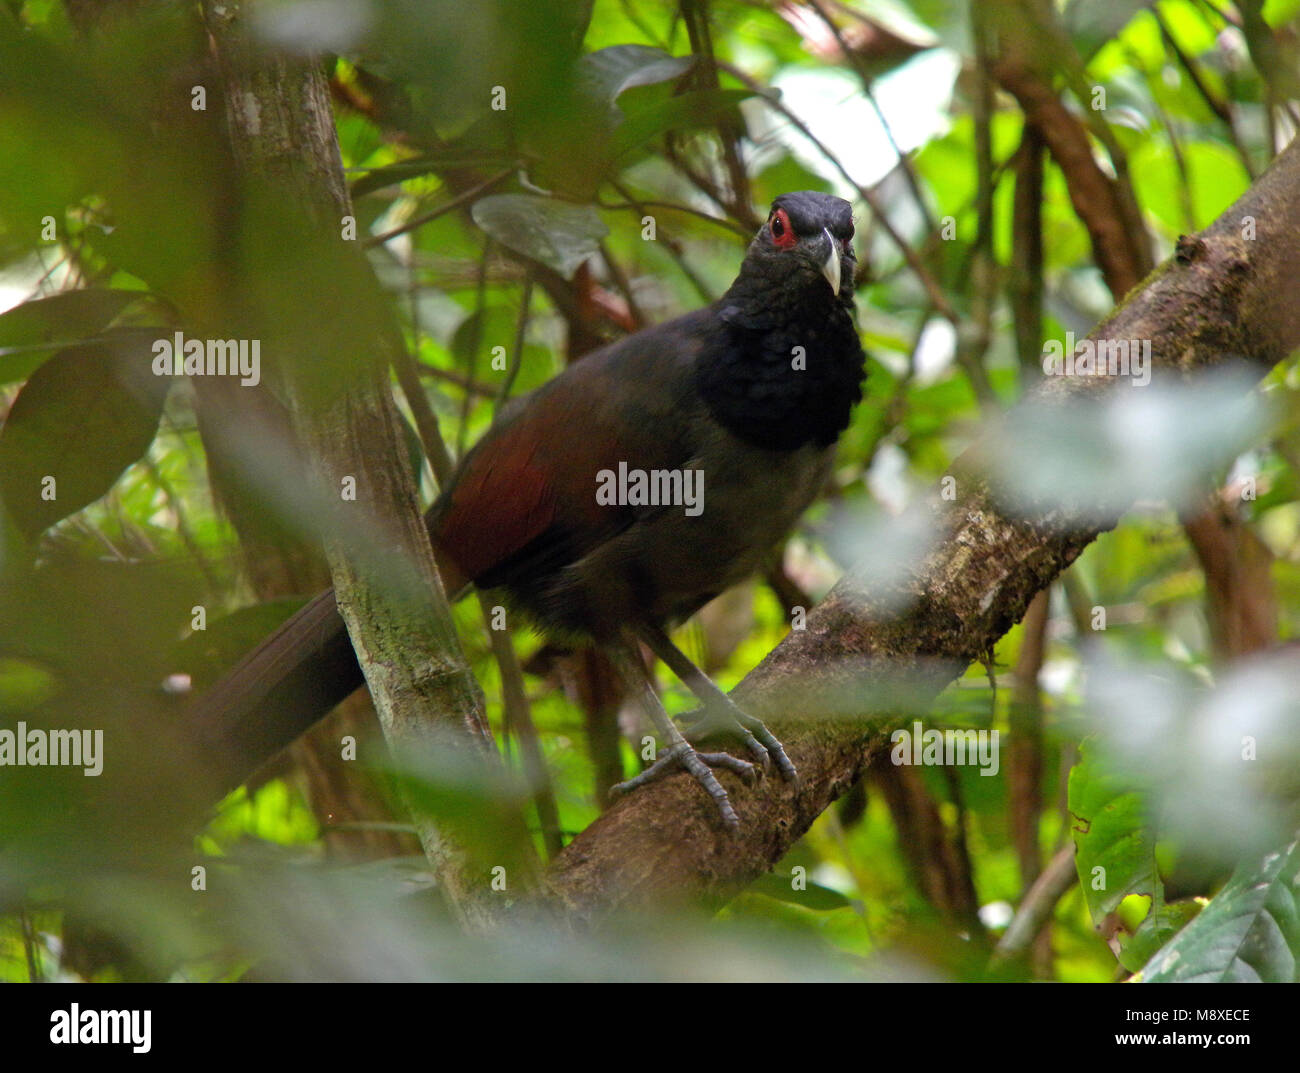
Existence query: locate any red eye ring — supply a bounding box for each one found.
[770,208,797,250]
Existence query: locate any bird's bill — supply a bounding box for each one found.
[819,227,841,295]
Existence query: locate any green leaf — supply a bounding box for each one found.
[749,872,853,911]
[1069,743,1199,971]
[1142,841,1300,982]
[754,153,833,206]
[1064,0,1152,61]
[349,153,511,199]
[471,194,607,279]
[1121,898,1201,972]
[608,88,753,161]
[1069,740,1162,920]
[0,289,150,383]
[0,655,57,713]
[0,331,170,538]
[577,44,692,108]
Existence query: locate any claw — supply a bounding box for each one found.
[634,623,798,788]
[611,742,750,829]
[686,696,798,785]
[609,631,798,830]
[735,710,799,785]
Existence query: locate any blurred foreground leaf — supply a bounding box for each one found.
[1143,839,1300,982]
[0,332,169,538]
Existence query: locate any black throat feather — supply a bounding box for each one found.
[695,258,865,451]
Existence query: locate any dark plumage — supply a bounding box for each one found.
[194,191,865,828]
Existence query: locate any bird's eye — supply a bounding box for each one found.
[770,208,797,250]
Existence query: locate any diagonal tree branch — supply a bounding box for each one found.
[540,135,1300,926]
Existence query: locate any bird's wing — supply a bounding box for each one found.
[429,315,709,591]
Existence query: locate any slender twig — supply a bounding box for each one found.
[456,237,492,457]
[596,241,646,331]
[393,226,451,487]
[1009,125,1045,373]
[1196,0,1238,26]
[69,514,129,562]
[479,269,562,858]
[27,246,70,296]
[20,908,41,983]
[1154,8,1255,178]
[1009,589,1049,906]
[806,0,936,233]
[620,0,671,49]
[941,763,985,941]
[421,362,496,400]
[363,169,512,249]
[991,846,1078,967]
[594,196,750,237]
[662,139,755,229]
[764,551,811,618]
[143,453,221,591]
[1135,45,1197,232]
[682,0,752,214]
[496,271,534,407]
[479,593,564,860]
[392,341,454,485]
[611,180,718,304]
[960,13,1000,411]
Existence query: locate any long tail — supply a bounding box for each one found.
[189,587,363,793]
[189,512,472,794]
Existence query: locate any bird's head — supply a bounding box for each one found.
[758,191,856,298]
[721,192,857,329]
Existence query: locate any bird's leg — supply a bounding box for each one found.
[607,641,757,830]
[636,623,798,784]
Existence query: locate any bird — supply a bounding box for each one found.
[192,190,865,830]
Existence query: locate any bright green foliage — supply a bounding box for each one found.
[0,0,1298,982]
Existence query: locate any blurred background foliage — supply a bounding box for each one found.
[1,0,1300,981]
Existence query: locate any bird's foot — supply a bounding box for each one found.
[609,741,758,831]
[683,696,799,786]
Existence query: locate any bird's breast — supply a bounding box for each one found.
[551,432,833,635]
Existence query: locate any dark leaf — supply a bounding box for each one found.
[471,194,607,279]
[577,45,693,109]
[0,330,171,538]
[0,289,152,383]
